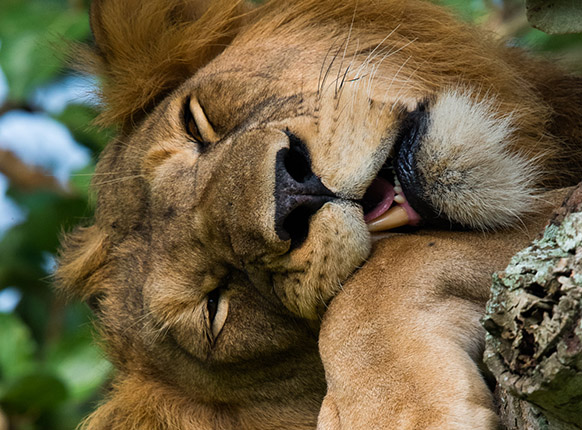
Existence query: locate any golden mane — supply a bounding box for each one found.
[81,0,248,128]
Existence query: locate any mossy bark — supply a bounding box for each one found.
[483,185,582,430]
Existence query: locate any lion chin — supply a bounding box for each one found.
[56,0,582,429]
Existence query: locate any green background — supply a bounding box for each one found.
[0,0,580,429]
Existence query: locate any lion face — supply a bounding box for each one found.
[95,31,539,323]
[57,0,582,423]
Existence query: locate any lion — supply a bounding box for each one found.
[56,0,582,428]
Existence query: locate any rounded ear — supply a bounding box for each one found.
[56,225,110,301]
[87,0,251,129]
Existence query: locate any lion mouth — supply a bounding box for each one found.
[361,103,432,232]
[361,163,421,232]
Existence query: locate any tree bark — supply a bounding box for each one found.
[483,185,582,429]
[0,149,64,192]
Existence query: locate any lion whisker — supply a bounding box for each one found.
[92,174,145,186]
[364,45,403,99]
[374,55,414,126]
[318,35,346,99]
[318,38,339,97]
[345,39,402,109]
[352,25,401,82]
[365,37,416,101]
[385,57,421,116]
[322,43,349,99]
[336,39,361,107]
[335,2,358,98]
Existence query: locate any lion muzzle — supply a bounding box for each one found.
[274,130,338,249]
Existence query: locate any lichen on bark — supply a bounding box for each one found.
[483,190,582,429]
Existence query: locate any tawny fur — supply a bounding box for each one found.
[57,0,582,429]
[317,190,570,430]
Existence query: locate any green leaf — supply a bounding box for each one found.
[526,0,582,34]
[0,313,37,382]
[0,191,88,316]
[0,0,90,101]
[46,327,112,402]
[0,372,68,414]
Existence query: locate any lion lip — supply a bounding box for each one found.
[390,101,447,227]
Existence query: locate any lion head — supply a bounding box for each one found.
[57,0,582,428]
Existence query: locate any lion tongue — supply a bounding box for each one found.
[363,177,395,223]
[364,177,421,232]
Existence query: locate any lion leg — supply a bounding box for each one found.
[317,233,524,430]
[318,393,342,429]
[318,293,498,429]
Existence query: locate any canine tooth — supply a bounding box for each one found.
[394,176,401,187]
[394,186,403,194]
[367,206,409,232]
[394,194,405,204]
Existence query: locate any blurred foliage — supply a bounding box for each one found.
[0,0,113,429]
[0,0,580,429]
[526,0,582,34]
[441,0,582,72]
[0,0,89,101]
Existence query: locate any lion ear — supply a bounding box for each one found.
[56,225,110,302]
[87,0,250,129]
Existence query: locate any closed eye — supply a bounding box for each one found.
[182,96,218,150]
[207,288,228,340]
[207,288,220,324]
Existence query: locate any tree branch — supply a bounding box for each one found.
[483,184,582,429]
[0,149,64,192]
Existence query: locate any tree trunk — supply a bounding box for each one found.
[483,185,582,429]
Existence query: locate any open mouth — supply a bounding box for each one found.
[360,162,421,232]
[360,102,431,233]
[274,103,430,241]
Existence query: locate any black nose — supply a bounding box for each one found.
[274,131,336,249]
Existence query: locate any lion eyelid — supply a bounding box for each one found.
[188,97,219,145]
[182,96,203,146]
[208,289,229,340]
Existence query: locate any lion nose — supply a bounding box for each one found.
[274,131,336,249]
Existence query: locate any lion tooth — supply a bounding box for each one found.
[394,194,405,204]
[367,206,410,232]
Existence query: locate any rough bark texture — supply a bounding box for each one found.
[483,185,582,429]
